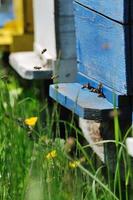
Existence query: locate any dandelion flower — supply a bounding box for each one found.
[69,160,80,169]
[46,150,57,159]
[24,117,38,127]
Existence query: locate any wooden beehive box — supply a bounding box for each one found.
[50,0,133,163]
[9,0,77,81]
[50,0,132,117]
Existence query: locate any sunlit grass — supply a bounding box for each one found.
[0,68,133,200]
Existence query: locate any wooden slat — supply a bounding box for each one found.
[9,52,52,80]
[33,0,56,60]
[55,0,74,16]
[58,16,75,32]
[53,59,77,83]
[50,83,114,120]
[76,72,130,107]
[55,1,76,61]
[57,32,76,60]
[75,0,131,24]
[74,2,131,95]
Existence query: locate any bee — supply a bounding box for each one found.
[41,48,47,54]
[90,88,98,93]
[65,73,71,78]
[97,83,105,98]
[98,93,105,98]
[81,83,92,89]
[34,66,42,70]
[51,74,59,80]
[97,83,103,93]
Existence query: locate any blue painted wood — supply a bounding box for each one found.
[49,1,132,120]
[75,0,131,24]
[50,83,114,120]
[77,72,119,106]
[74,2,131,95]
[0,12,14,27]
[0,3,14,27]
[77,72,130,107]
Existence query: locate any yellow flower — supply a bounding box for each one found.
[46,150,57,159]
[69,160,80,169]
[24,117,38,127]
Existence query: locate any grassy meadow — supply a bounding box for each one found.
[0,62,133,200]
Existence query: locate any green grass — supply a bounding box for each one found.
[0,66,133,200]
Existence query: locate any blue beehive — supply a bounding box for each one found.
[0,0,14,28]
[50,0,132,120]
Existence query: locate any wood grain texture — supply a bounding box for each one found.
[55,0,74,16]
[57,32,76,60]
[53,59,77,83]
[55,1,76,60]
[50,83,114,120]
[75,0,131,24]
[74,2,131,94]
[58,16,75,33]
[77,72,126,106]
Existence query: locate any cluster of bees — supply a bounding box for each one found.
[82,82,105,98]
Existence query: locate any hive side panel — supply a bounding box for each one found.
[74,2,129,94]
[75,0,130,23]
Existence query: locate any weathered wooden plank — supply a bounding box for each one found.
[76,72,131,107]
[57,32,76,59]
[55,0,74,16]
[9,52,52,80]
[50,83,115,120]
[74,2,131,95]
[79,118,104,161]
[53,59,77,83]
[33,0,56,60]
[75,0,131,24]
[58,16,75,33]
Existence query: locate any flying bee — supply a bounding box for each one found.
[41,48,47,54]
[65,73,71,78]
[34,66,42,70]
[51,74,59,80]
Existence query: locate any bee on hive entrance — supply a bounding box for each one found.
[41,49,47,54]
[81,83,92,89]
[34,66,42,70]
